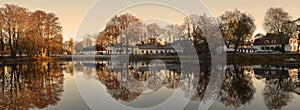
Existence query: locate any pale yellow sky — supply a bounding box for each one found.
[1,0,300,41]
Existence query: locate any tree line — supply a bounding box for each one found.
[0,4,63,57]
[77,7,298,54]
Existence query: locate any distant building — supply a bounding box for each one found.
[107,41,184,55]
[253,34,299,52]
[82,46,107,55]
[132,44,183,55]
[106,44,133,55]
[82,46,98,55]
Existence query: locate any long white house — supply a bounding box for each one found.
[132,44,183,55]
[253,34,299,52]
[107,42,184,55]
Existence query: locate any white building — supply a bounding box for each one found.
[253,34,299,52]
[107,44,134,55]
[132,44,183,55]
[107,42,184,55]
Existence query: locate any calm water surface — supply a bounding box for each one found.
[1,60,300,110]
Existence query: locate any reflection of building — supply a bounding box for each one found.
[252,65,299,79]
[80,60,204,102]
[253,34,299,52]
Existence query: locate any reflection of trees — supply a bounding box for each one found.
[86,61,214,102]
[96,68,142,102]
[0,62,64,109]
[165,70,181,89]
[218,65,255,108]
[263,66,294,110]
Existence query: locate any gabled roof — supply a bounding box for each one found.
[253,34,290,45]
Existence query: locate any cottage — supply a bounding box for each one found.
[253,34,299,52]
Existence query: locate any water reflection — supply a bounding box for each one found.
[2,60,300,110]
[0,62,70,109]
[218,65,256,108]
[258,66,299,110]
[77,61,300,110]
[76,60,214,104]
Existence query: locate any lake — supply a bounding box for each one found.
[1,60,300,110]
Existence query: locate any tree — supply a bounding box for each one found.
[0,4,30,57]
[182,15,199,40]
[219,9,256,54]
[121,21,143,45]
[165,24,184,43]
[82,37,93,47]
[145,23,164,40]
[44,12,63,56]
[102,13,140,44]
[0,10,4,57]
[181,14,222,54]
[263,7,297,53]
[68,38,74,54]
[96,32,109,46]
[74,42,83,54]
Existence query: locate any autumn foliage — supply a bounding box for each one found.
[0,4,63,57]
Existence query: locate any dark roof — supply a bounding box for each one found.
[83,46,106,51]
[136,44,174,50]
[82,46,96,51]
[253,36,290,45]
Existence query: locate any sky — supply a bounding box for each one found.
[1,0,300,41]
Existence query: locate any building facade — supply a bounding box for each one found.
[253,34,299,52]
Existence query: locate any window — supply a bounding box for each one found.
[271,47,274,50]
[142,50,144,53]
[266,47,270,50]
[265,40,269,44]
[261,47,265,50]
[271,40,276,44]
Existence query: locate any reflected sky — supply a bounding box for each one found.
[1,61,300,110]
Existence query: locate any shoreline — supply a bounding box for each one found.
[0,53,299,65]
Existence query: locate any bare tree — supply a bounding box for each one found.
[165,24,184,43]
[145,23,164,40]
[263,7,297,53]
